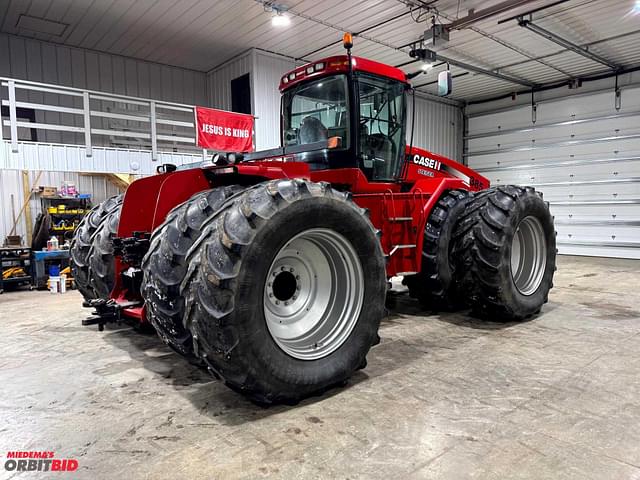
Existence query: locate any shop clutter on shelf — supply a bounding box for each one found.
[0,247,32,294]
[1,182,90,293]
[33,182,92,253]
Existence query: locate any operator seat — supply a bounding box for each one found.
[371,133,396,179]
[362,132,396,180]
[299,116,328,144]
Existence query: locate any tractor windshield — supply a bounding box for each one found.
[282,75,349,149]
[357,74,406,181]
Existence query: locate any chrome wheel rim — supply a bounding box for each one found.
[263,228,364,360]
[510,216,547,296]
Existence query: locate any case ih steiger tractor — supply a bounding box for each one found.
[71,36,556,404]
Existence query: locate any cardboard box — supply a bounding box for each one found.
[42,186,58,197]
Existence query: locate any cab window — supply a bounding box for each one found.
[358,74,405,181]
[282,75,349,148]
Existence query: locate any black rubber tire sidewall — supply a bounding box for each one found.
[432,192,472,307]
[493,194,556,317]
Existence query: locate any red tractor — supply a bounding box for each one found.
[71,38,556,404]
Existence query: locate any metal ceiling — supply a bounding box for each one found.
[1,0,639,102]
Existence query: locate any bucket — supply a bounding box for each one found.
[49,276,60,294]
[49,265,60,276]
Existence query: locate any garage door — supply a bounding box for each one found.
[465,86,640,260]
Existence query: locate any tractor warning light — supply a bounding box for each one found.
[343,32,353,50]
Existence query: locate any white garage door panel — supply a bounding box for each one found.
[557,244,640,259]
[468,105,531,135]
[468,87,640,135]
[467,114,640,151]
[535,91,640,124]
[480,159,640,185]
[467,138,640,169]
[532,183,639,202]
[466,87,640,259]
[555,224,639,242]
[551,203,639,220]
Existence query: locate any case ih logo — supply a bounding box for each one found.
[4,451,78,473]
[412,154,442,171]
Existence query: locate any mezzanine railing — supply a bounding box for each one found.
[0,76,208,164]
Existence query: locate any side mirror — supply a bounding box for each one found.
[438,71,452,96]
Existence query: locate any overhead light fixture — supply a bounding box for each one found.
[262,1,291,27]
[632,0,640,14]
[421,62,434,72]
[423,24,450,47]
[271,11,290,26]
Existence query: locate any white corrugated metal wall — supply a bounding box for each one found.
[206,48,298,151]
[253,50,298,150]
[206,50,253,113]
[409,95,463,161]
[0,32,209,245]
[0,32,207,101]
[0,169,126,245]
[0,32,208,145]
[465,83,640,260]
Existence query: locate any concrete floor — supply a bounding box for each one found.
[1,255,640,479]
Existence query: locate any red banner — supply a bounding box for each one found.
[195,106,254,152]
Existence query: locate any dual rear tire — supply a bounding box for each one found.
[141,186,243,360]
[143,179,386,404]
[405,185,556,320]
[70,194,123,301]
[454,185,556,320]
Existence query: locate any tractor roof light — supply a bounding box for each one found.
[314,62,325,71]
[306,66,314,74]
[343,32,353,50]
[421,61,434,72]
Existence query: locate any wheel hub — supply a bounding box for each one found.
[263,228,364,360]
[271,270,298,302]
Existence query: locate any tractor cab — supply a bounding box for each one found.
[278,54,409,182]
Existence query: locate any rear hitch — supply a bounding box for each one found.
[113,231,151,268]
[82,298,143,331]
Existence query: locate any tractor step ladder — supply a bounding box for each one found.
[389,244,417,256]
[382,190,419,257]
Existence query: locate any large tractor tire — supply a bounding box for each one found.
[141,185,243,360]
[183,179,387,404]
[454,185,556,321]
[403,189,473,311]
[87,200,123,299]
[31,213,51,252]
[70,195,123,301]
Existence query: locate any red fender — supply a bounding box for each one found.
[111,169,212,320]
